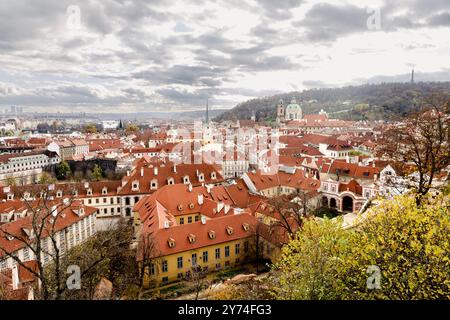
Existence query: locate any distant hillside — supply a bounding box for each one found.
[214,82,450,123]
[94,109,227,121]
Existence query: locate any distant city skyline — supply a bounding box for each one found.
[0,0,449,113]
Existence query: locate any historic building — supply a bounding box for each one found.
[276,97,303,124]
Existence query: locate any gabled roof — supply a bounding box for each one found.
[137,213,257,260]
[0,202,97,258]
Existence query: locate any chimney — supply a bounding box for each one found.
[140,168,144,177]
[12,264,19,290]
[126,170,130,176]
[374,174,378,181]
[173,165,177,173]
[198,194,204,205]
[188,184,193,192]
[154,167,158,176]
[51,205,58,216]
[201,216,207,224]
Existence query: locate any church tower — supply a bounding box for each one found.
[276,99,285,124]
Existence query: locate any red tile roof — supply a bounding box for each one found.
[137,213,257,260]
[0,202,97,258]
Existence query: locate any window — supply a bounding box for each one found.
[103,198,107,203]
[188,216,192,224]
[215,263,221,270]
[162,276,168,283]
[162,260,168,273]
[177,256,183,269]
[96,198,99,204]
[244,241,249,253]
[179,217,184,225]
[23,247,30,261]
[177,273,183,279]
[202,251,208,263]
[225,246,230,257]
[149,263,155,275]
[235,243,240,255]
[225,261,230,267]
[195,215,199,222]
[215,248,220,260]
[192,253,197,266]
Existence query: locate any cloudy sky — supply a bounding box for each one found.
[0,0,449,113]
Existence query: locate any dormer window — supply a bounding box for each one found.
[183,176,190,184]
[208,230,216,239]
[189,203,194,209]
[242,223,250,231]
[87,188,93,196]
[226,226,234,235]
[211,172,216,180]
[132,181,139,191]
[7,193,14,200]
[167,177,175,185]
[150,179,158,190]
[56,190,63,198]
[168,238,176,248]
[102,187,107,195]
[198,173,204,182]
[177,204,183,211]
[188,234,196,243]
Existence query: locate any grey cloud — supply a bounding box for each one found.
[428,12,450,27]
[257,0,304,19]
[295,3,368,42]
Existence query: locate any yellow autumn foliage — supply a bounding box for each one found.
[269,193,450,300]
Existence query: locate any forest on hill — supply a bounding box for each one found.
[214,82,450,123]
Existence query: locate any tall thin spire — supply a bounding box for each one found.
[411,68,414,84]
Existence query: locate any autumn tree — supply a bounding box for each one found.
[38,172,56,184]
[266,194,304,237]
[268,193,450,300]
[339,194,450,300]
[56,161,71,180]
[186,265,209,300]
[126,124,139,134]
[136,232,162,293]
[84,123,98,134]
[380,92,449,205]
[0,186,78,300]
[91,164,103,181]
[268,217,350,300]
[46,218,140,300]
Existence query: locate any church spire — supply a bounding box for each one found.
[411,68,414,84]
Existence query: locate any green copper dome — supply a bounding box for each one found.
[285,97,301,111]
